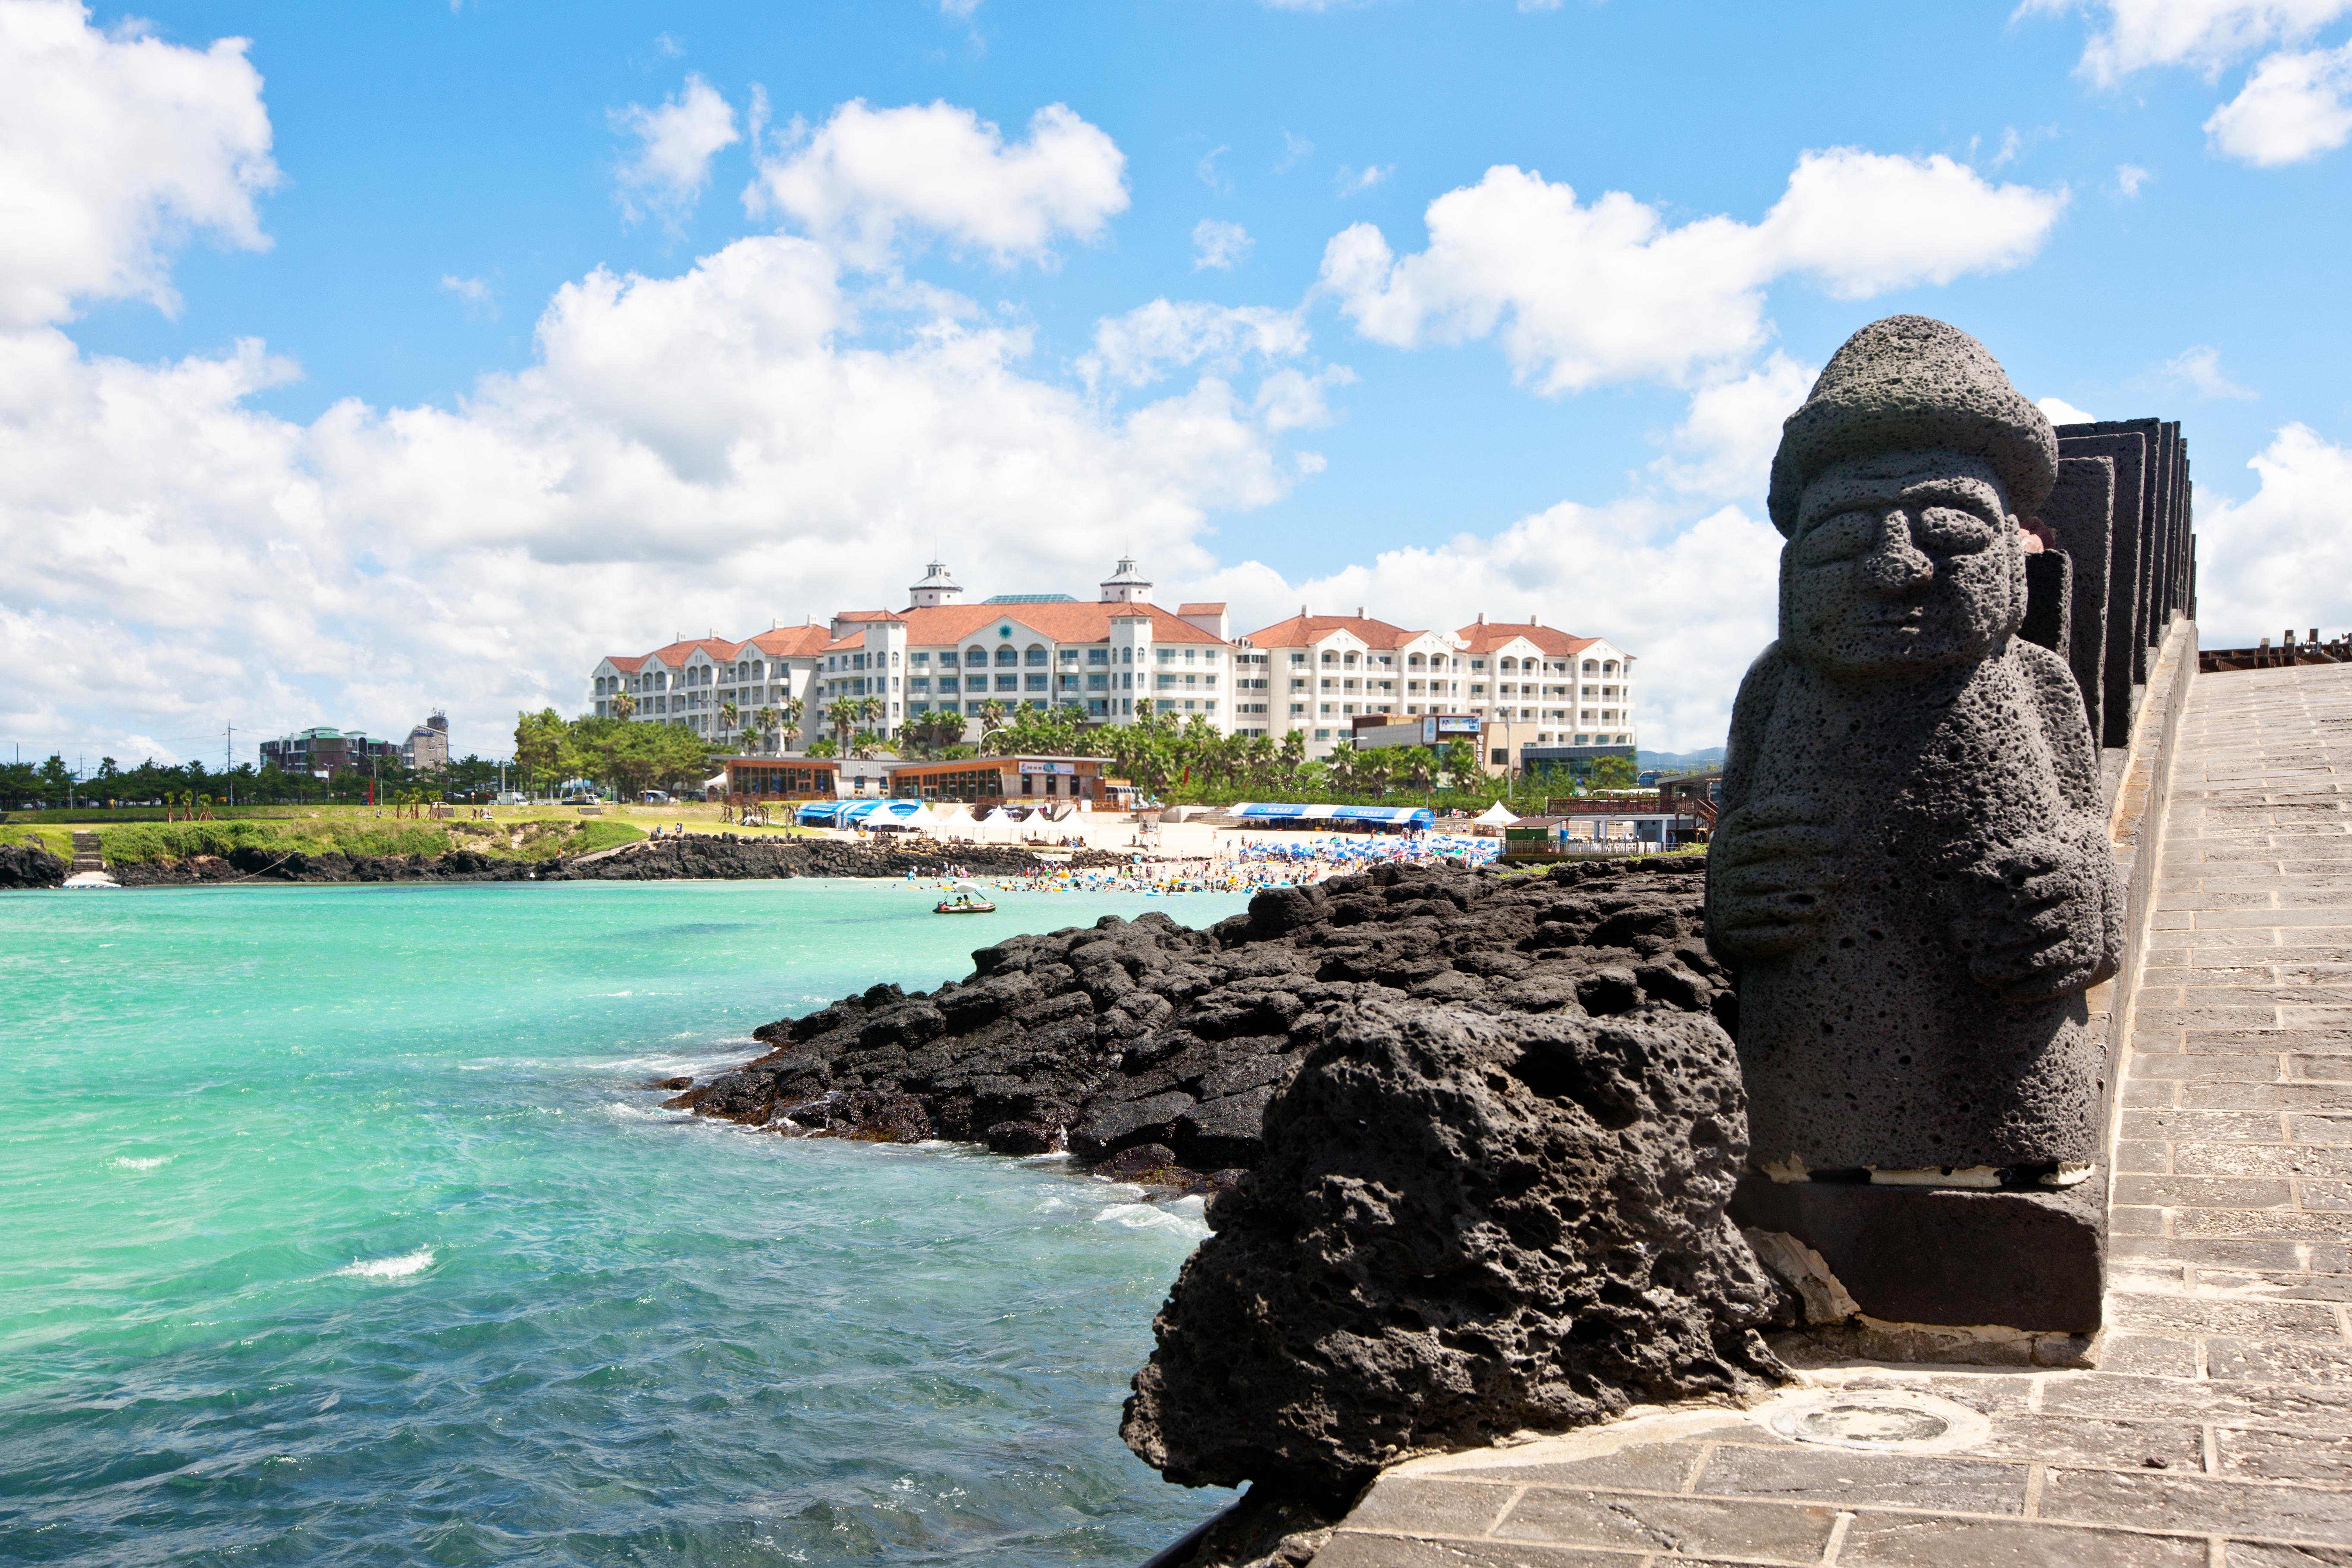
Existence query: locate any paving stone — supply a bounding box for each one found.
[2098,1333,2201,1377]
[2107,1293,2344,1338]
[2117,1139,2174,1173]
[1837,1513,2207,1567]
[2177,1145,2352,1178]
[1494,1490,1838,1560]
[1312,1536,1646,1568]
[2037,1373,2352,1429]
[2209,1338,2352,1385]
[1972,1411,2204,1471]
[2192,1084,2352,1112]
[2125,1109,2289,1143]
[2111,1235,2308,1270]
[1346,1477,1516,1538]
[2218,1425,2352,1483]
[1484,1442,1702,1492]
[2134,1054,2291,1082]
[2172,1209,2352,1241]
[1692,1444,2028,1514]
[2222,1543,2352,1567]
[2114,1174,2298,1207]
[2038,1465,2352,1543]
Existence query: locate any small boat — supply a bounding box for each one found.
[934,881,997,915]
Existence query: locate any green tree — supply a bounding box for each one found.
[825,699,859,751]
[718,699,740,745]
[1589,753,1638,791]
[779,696,805,752]
[1440,738,1482,792]
[514,709,565,796]
[610,689,637,721]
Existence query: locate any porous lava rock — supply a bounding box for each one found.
[105,833,1115,887]
[669,857,1740,1170]
[1120,997,1781,1502]
[0,842,67,888]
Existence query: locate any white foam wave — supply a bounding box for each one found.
[108,1155,169,1170]
[1093,1202,1210,1240]
[605,1100,688,1121]
[337,1248,436,1279]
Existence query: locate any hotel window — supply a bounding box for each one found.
[939,676,959,693]
[1157,699,1176,712]
[909,677,928,692]
[1088,699,1108,715]
[1314,728,1331,740]
[996,674,1019,691]
[912,651,928,665]
[1290,703,1305,716]
[1086,673,1107,690]
[1159,648,1177,663]
[1088,648,1108,665]
[1026,646,1047,665]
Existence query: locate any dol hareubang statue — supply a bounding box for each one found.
[1709,316,2123,1188]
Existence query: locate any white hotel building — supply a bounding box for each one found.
[587,558,1636,763]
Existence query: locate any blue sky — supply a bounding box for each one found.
[4,0,2349,759]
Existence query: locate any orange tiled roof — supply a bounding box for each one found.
[1453,622,1601,658]
[1240,613,1435,650]
[745,625,831,658]
[1176,602,1227,615]
[601,654,647,673]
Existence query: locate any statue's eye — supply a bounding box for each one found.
[1792,510,1877,566]
[1913,505,1996,554]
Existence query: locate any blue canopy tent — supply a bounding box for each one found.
[794,801,848,825]
[1228,803,1433,831]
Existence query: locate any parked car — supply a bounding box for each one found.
[640,790,671,804]
[561,792,599,806]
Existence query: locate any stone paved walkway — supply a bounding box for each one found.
[1312,661,2352,1568]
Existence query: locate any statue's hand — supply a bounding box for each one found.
[1708,800,1845,960]
[1949,837,2114,1002]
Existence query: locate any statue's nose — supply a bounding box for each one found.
[1859,512,1934,593]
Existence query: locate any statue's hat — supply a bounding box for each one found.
[1766,315,2057,536]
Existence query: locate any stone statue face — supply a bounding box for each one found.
[1779,448,2023,678]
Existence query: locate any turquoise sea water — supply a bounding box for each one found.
[0,879,1252,1565]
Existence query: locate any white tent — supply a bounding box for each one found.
[1474,800,1520,826]
[934,803,978,841]
[904,801,940,830]
[976,807,1020,844]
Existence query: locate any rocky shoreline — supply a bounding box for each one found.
[663,853,1729,1186]
[661,850,1783,1539]
[0,833,1129,888]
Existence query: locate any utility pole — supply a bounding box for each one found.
[225,724,235,807]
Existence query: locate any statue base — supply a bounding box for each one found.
[1730,1170,2105,1336]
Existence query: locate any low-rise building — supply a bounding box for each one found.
[402,712,451,773]
[590,559,1637,766]
[259,727,401,777]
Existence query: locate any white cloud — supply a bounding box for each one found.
[611,73,740,228]
[2117,162,2153,193]
[2162,344,2258,398]
[1276,129,1315,172]
[1192,218,1254,271]
[1654,354,1817,500]
[1080,299,1312,388]
[1197,144,1232,195]
[1334,163,1390,196]
[745,100,1128,269]
[2037,394,2099,424]
[1317,149,2067,394]
[441,274,495,317]
[0,233,1326,762]
[0,0,278,327]
[2192,423,2352,646]
[939,0,984,16]
[2023,0,2352,82]
[2205,40,2352,161]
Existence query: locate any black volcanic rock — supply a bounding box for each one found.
[679,855,1737,1176]
[1121,999,1780,1501]
[0,843,67,888]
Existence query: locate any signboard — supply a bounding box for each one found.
[1432,714,1482,737]
[1018,761,1077,775]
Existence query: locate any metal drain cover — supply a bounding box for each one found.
[1756,1389,1991,1454]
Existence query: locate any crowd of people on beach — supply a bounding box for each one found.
[897,827,1500,900]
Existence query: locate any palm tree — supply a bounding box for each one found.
[611,690,637,721]
[855,695,886,748]
[975,699,1009,743]
[755,706,781,755]
[1328,744,1359,795]
[718,699,740,746]
[826,699,859,751]
[779,697,805,753]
